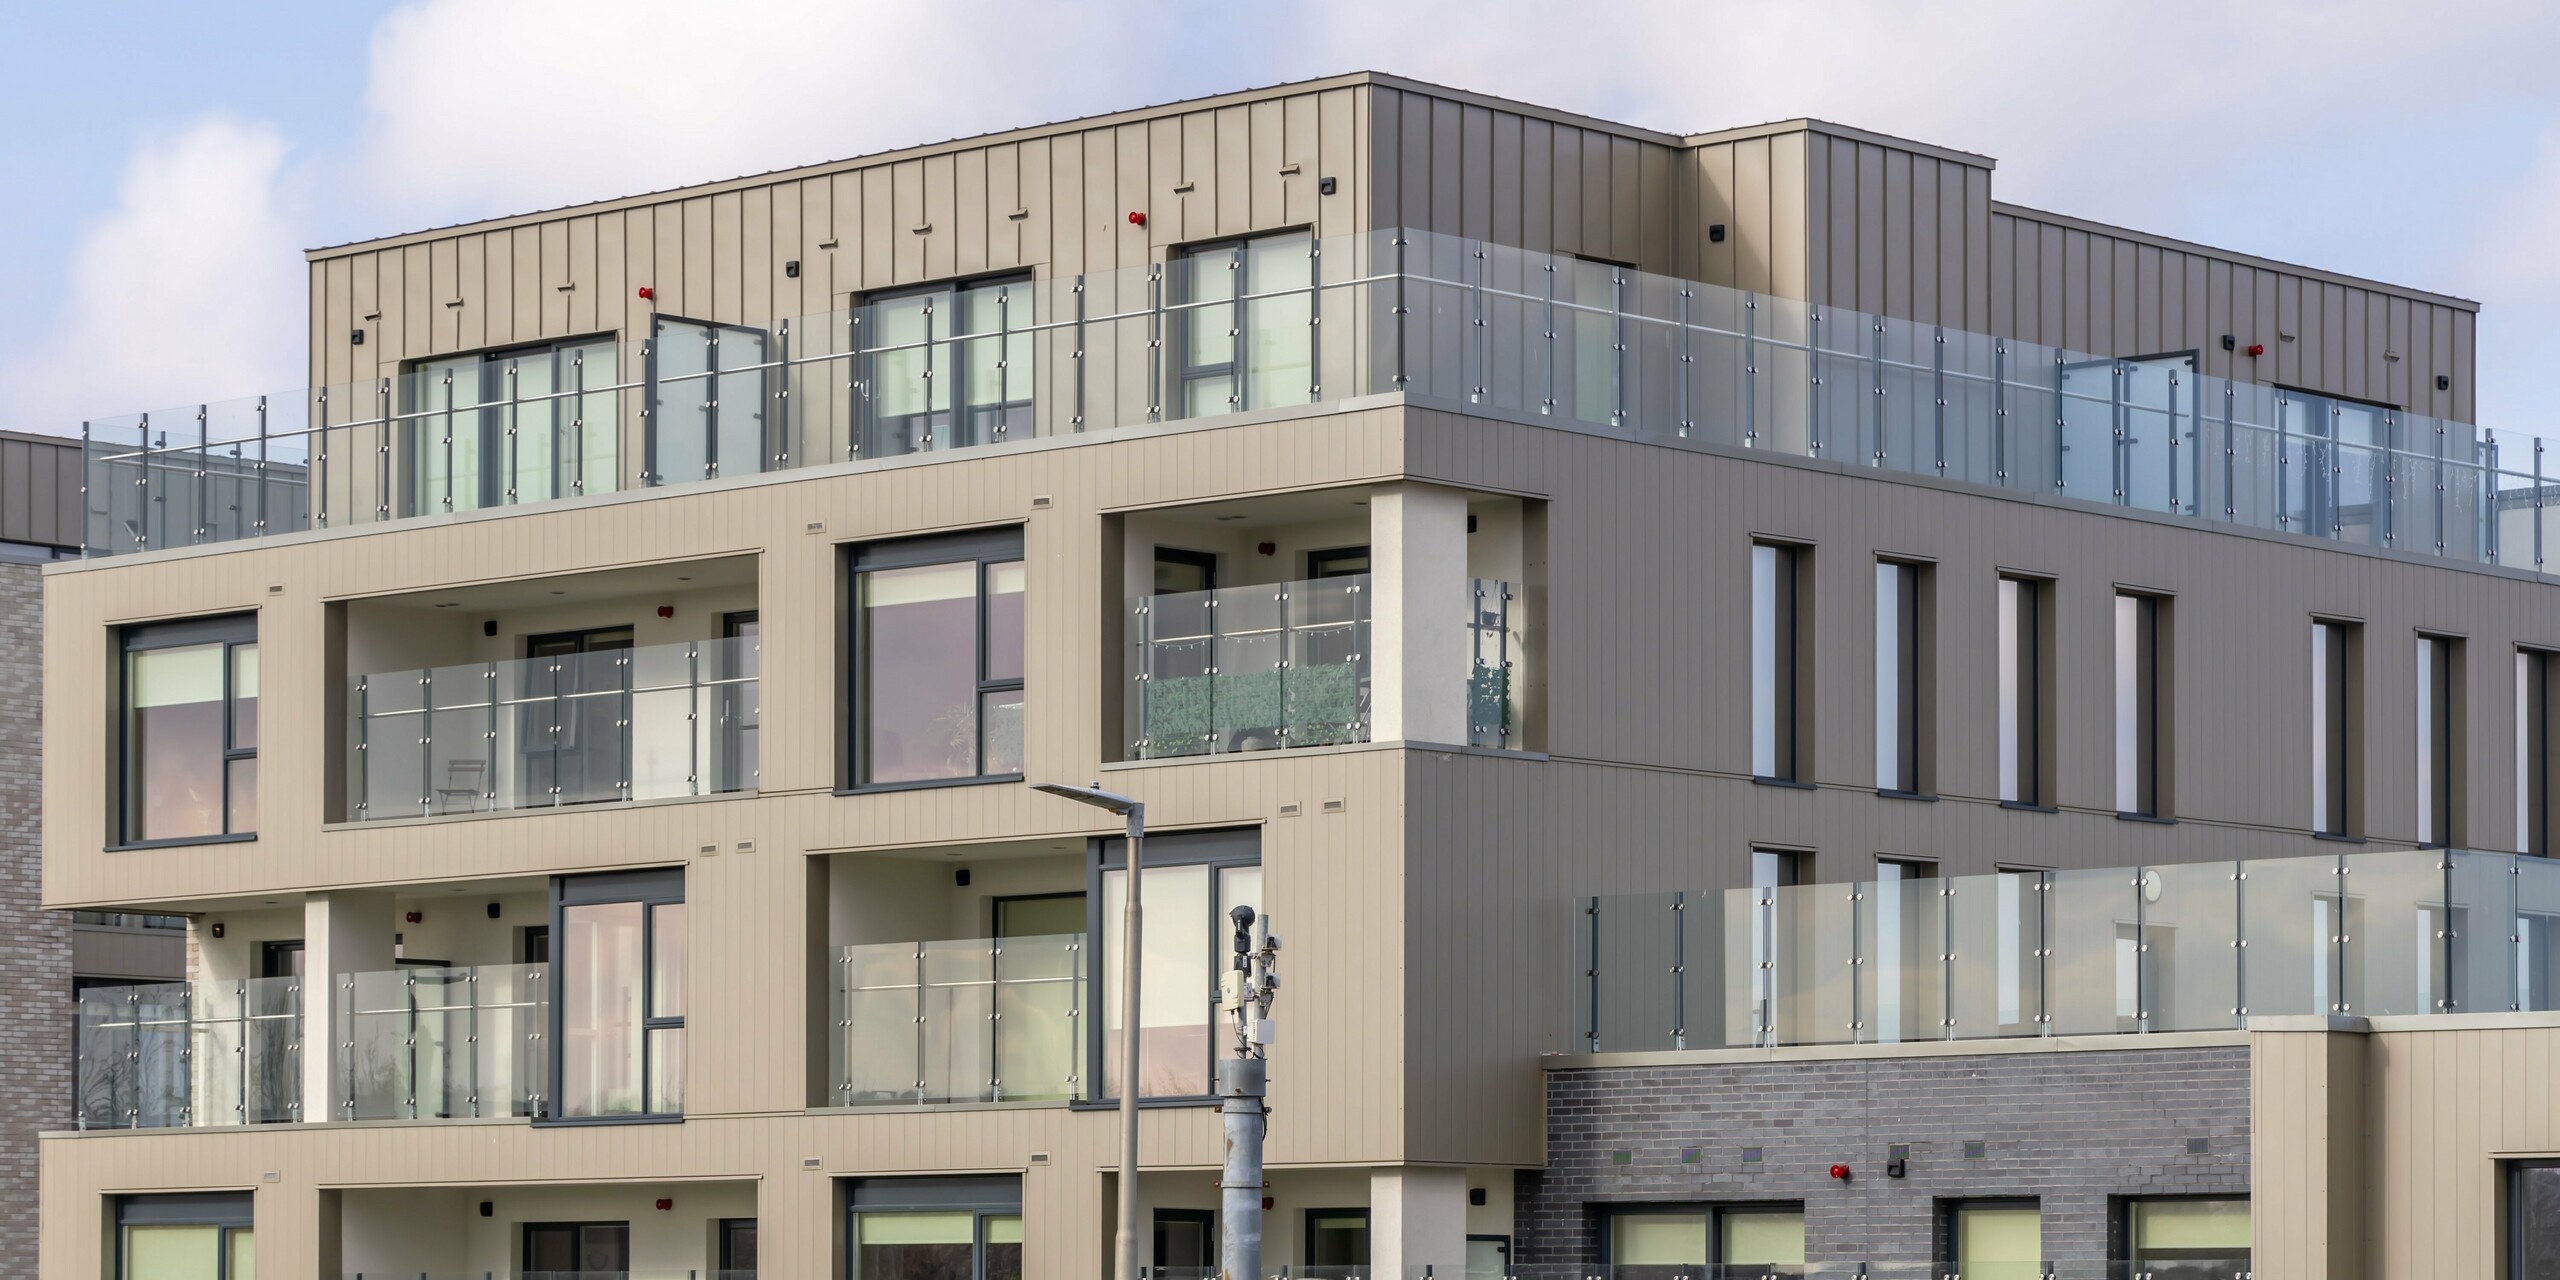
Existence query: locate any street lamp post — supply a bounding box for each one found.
[1033,782,1145,1280]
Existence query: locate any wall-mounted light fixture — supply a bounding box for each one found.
[1708,224,1727,243]
[784,260,800,278]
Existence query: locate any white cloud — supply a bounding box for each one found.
[17,0,2560,438]
[0,116,307,432]
[352,0,1200,230]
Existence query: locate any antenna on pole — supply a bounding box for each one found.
[1218,907,1280,1280]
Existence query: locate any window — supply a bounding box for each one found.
[2418,634,2462,846]
[524,1221,629,1273]
[849,529,1026,787]
[1177,231,1314,417]
[552,870,685,1121]
[1155,1209,1217,1271]
[1307,544,1372,579]
[1873,856,1939,1043]
[1997,576,2051,806]
[116,1193,253,1280]
[1305,1209,1370,1268]
[1096,828,1260,1099]
[120,614,258,845]
[2114,592,2168,817]
[2522,650,2556,856]
[1153,547,1218,595]
[1949,1200,2041,1280]
[721,611,761,794]
[520,625,635,808]
[1874,560,1928,794]
[1752,543,1808,781]
[405,336,619,514]
[849,1176,1021,1280]
[2312,620,2359,837]
[1605,1206,1803,1280]
[718,1218,758,1274]
[864,274,1035,457]
[2124,1198,2248,1278]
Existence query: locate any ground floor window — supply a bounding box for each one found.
[1948,1199,2042,1280]
[118,1193,253,1280]
[524,1220,628,1272]
[1154,1209,1216,1271]
[1606,1205,1804,1280]
[1305,1208,1369,1267]
[2517,1165,2560,1279]
[850,1175,1021,1280]
[718,1217,758,1275]
[2124,1197,2249,1279]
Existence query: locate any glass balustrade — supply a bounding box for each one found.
[347,634,757,821]
[829,932,1085,1107]
[74,977,301,1130]
[336,964,550,1122]
[1573,846,2552,1053]
[1129,574,1372,759]
[74,229,2550,587]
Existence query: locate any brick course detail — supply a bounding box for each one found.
[1521,1046,2250,1270]
[0,560,69,1278]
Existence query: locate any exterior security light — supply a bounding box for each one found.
[1033,780,1146,1280]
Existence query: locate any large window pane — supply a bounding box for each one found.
[1102,864,1212,1098]
[986,1215,1024,1280]
[122,1225,222,1280]
[858,1211,976,1280]
[985,560,1025,682]
[1955,1204,2041,1280]
[229,645,259,749]
[1720,1210,1805,1273]
[561,901,645,1117]
[861,562,981,783]
[1751,544,1798,780]
[650,902,687,1018]
[1611,1213,1705,1274]
[127,643,227,842]
[2131,1198,2249,1275]
[1243,233,1312,411]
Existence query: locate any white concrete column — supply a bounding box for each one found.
[301,889,397,1123]
[1370,482,1473,746]
[1371,1166,1469,1279]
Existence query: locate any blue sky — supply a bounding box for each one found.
[6,0,2557,437]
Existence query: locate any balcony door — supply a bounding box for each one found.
[517,626,634,810]
[405,337,618,516]
[524,1221,629,1273]
[864,275,1035,458]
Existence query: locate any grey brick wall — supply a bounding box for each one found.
[1524,1045,2251,1270]
[0,560,69,1277]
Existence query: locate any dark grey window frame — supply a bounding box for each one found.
[2111,1194,2251,1275]
[543,868,686,1127]
[846,1175,1023,1280]
[522,1220,631,1272]
[718,1217,758,1273]
[1153,1207,1218,1270]
[1751,541,1809,784]
[1938,1195,2043,1278]
[860,271,1037,457]
[114,1192,255,1280]
[643,313,772,483]
[1305,544,1372,580]
[1997,573,2055,811]
[1152,546,1220,594]
[1079,826,1261,1109]
[1596,1202,1807,1275]
[842,527,1027,793]
[115,612,258,850]
[400,333,618,515]
[1173,229,1316,419]
[1303,1207,1371,1268]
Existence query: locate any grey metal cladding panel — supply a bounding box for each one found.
[1402,407,2560,859]
[0,434,80,548]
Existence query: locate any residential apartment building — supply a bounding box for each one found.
[0,431,185,1279]
[34,72,2560,1279]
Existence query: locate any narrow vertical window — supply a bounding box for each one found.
[554,870,684,1121]
[1752,543,1804,781]
[2114,593,2165,817]
[2312,620,2356,837]
[2417,634,2460,846]
[2521,650,2552,857]
[1874,561,1924,794]
[1997,576,2048,806]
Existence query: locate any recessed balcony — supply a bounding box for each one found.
[336,557,759,824]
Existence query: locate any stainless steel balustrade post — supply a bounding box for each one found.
[439,367,456,511]
[688,641,703,797]
[314,389,332,528]
[917,301,936,452]
[1540,257,1556,415]
[2109,361,2126,502]
[1743,294,1758,444]
[847,310,864,458]
[1870,317,1885,466]
[502,357,520,504]
[193,403,209,544]
[2275,391,2291,528]
[1932,325,1946,474]
[2222,381,2237,519]
[1670,893,1687,1049]
[776,316,794,463]
[1677,284,1693,438]
[1992,338,2007,481]
[2435,416,2449,553]
[1148,264,1165,422]
[134,413,151,550]
[1228,255,1245,410]
[1806,307,1822,455]
[2051,350,2067,493]
[2539,438,2548,571]
[254,394,270,535]
[1393,233,1410,391]
[1584,896,1600,1052]
[1071,275,1088,432]
[1470,247,1488,406]
[1611,268,1627,429]
[1306,240,1322,402]
[571,347,589,495]
[2330,402,2344,539]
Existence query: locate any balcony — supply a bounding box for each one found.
[1574,845,2560,1053]
[337,963,548,1121]
[830,933,1085,1106]
[74,977,301,1130]
[336,1178,756,1279]
[72,227,2551,582]
[339,557,759,823]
